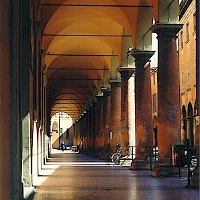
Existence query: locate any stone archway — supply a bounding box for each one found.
[187,102,194,146]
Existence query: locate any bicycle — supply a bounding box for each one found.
[111,145,121,165]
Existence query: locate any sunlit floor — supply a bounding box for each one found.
[30,149,199,200]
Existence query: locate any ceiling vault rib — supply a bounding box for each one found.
[56,92,92,94]
[41,4,153,8]
[54,103,86,104]
[44,34,132,38]
[50,85,94,89]
[55,109,85,111]
[47,68,108,70]
[52,108,81,109]
[54,99,88,100]
[49,78,101,80]
[45,54,118,56]
[53,111,83,112]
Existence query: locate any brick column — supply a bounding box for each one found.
[96,95,104,155]
[151,23,183,176]
[131,50,155,169]
[110,80,121,153]
[101,88,111,155]
[118,68,135,155]
[88,106,93,152]
[91,100,98,152]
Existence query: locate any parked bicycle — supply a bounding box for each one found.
[111,144,121,164]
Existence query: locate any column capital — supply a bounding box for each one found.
[118,67,135,74]
[109,79,121,83]
[101,87,111,96]
[151,23,183,38]
[96,94,104,101]
[132,50,155,67]
[109,79,121,88]
[118,67,135,78]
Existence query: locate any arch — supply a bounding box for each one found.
[157,0,180,23]
[153,115,158,147]
[52,121,58,132]
[136,0,153,50]
[187,102,194,146]
[194,99,199,115]
[181,105,187,144]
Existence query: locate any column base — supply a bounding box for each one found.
[151,163,173,177]
[130,159,150,170]
[23,186,35,199]
[151,163,188,177]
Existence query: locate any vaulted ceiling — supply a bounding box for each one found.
[40,0,178,122]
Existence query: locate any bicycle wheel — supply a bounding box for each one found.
[111,153,118,164]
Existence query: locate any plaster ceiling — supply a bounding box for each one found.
[41,0,158,121]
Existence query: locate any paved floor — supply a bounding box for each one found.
[30,149,199,200]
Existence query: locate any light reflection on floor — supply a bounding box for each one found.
[31,149,199,200]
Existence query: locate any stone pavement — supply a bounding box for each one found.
[29,149,199,200]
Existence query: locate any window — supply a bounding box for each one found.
[193,13,196,33]
[194,59,196,84]
[187,65,191,89]
[186,23,189,42]
[153,73,156,85]
[52,121,58,132]
[152,93,157,113]
[181,71,185,93]
[180,31,183,48]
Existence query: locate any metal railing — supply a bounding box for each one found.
[146,146,158,170]
[120,146,136,165]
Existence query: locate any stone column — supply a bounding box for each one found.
[131,50,155,169]
[151,23,183,176]
[110,80,121,153]
[118,68,135,155]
